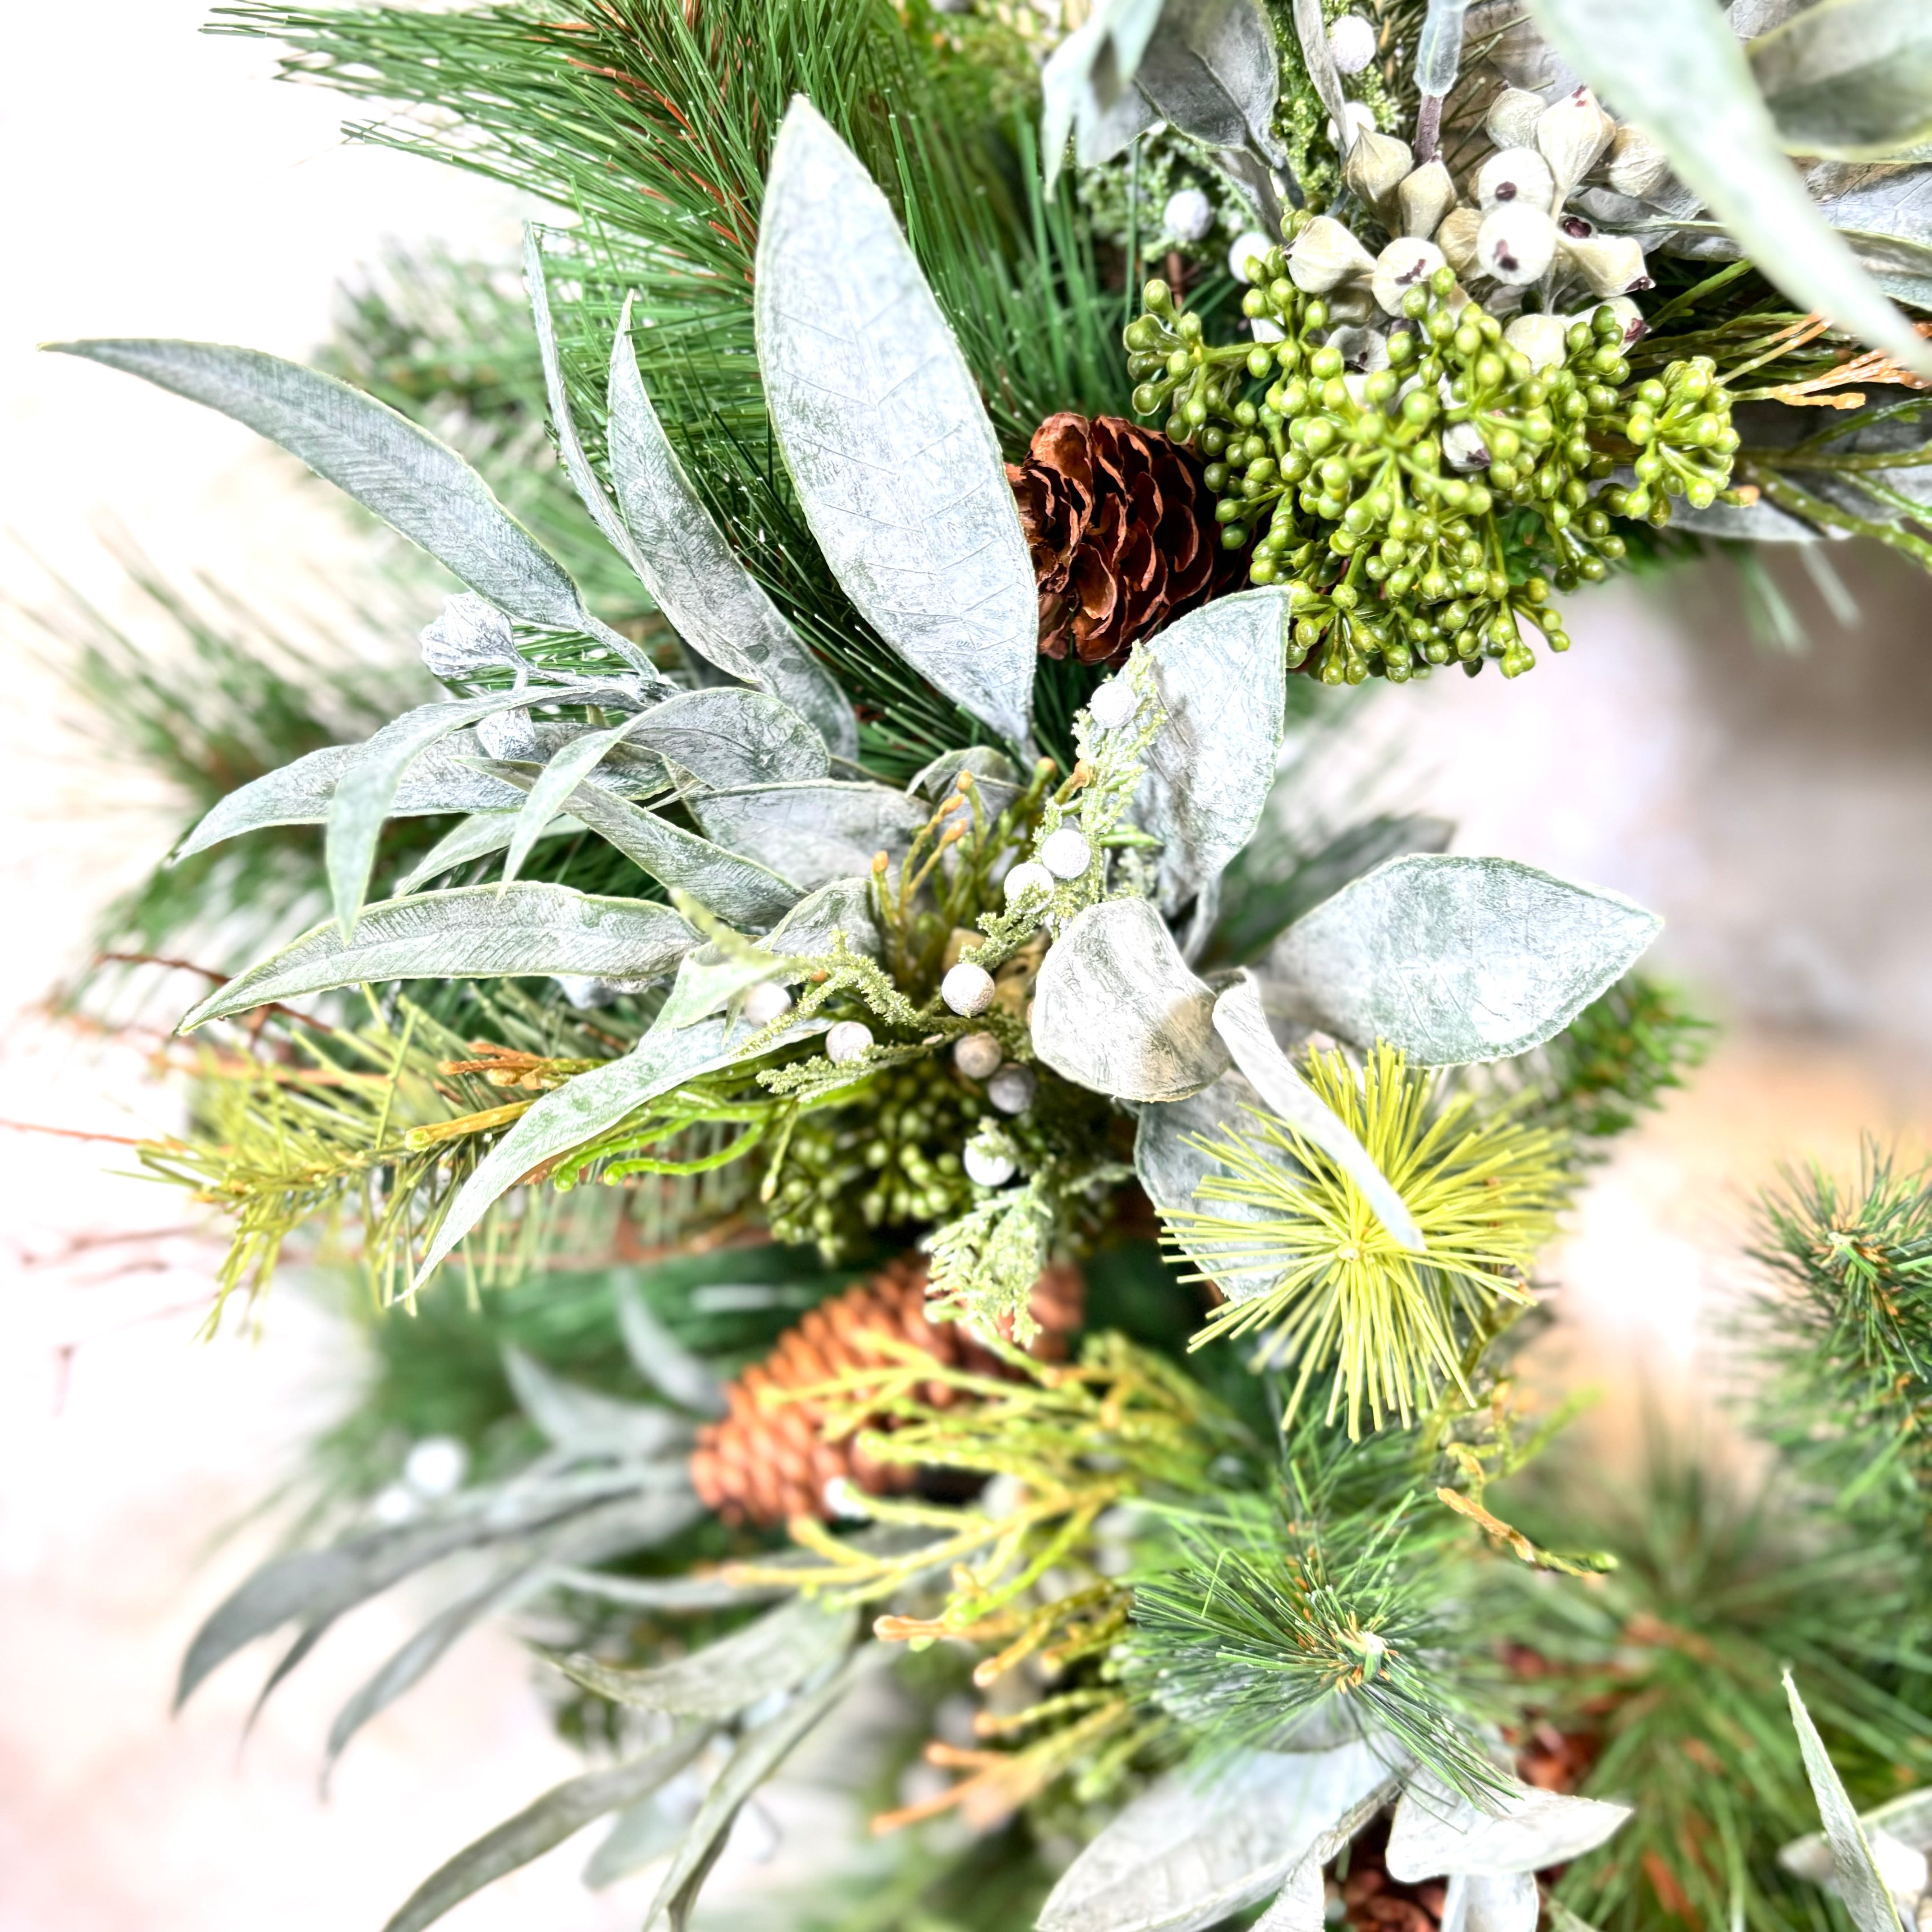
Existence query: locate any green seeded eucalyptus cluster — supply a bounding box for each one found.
[1124,223,1739,682]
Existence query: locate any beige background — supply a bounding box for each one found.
[4,7,1931,1927]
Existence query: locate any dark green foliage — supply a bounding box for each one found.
[1534,974,1714,1143]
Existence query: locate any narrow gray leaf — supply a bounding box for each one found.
[546,1567,794,1612]
[764,874,883,961]
[1519,0,1932,377]
[1037,1741,1400,1932]
[628,687,830,789]
[1293,0,1357,155]
[690,780,927,892]
[755,99,1038,750]
[502,718,650,888]
[412,1011,829,1287]
[1211,975,1424,1253]
[1251,1859,1325,1932]
[647,1653,865,1932]
[1385,1769,1630,1880]
[1042,0,1169,185]
[179,885,697,1027]
[1268,854,1662,1066]
[1136,589,1291,916]
[558,777,805,930]
[394,812,589,896]
[503,1346,690,1460]
[383,1728,712,1932]
[1030,898,1229,1103]
[614,1276,728,1416]
[908,745,1026,827]
[1749,0,1932,162]
[46,338,667,668]
[584,1793,690,1889]
[1785,1671,1907,1932]
[1137,0,1286,162]
[607,300,858,759]
[557,1596,856,1720]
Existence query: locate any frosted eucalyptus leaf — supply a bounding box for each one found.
[1416,0,1475,97]
[1251,1860,1325,1932]
[556,777,805,931]
[420,593,520,681]
[756,100,1038,750]
[1293,0,1357,155]
[48,337,667,673]
[628,687,830,789]
[1268,855,1662,1066]
[615,1276,727,1417]
[584,1795,688,1888]
[690,781,928,892]
[382,1727,713,1932]
[179,886,696,1027]
[1783,1787,1932,1894]
[1030,898,1229,1103]
[1443,1872,1541,1932]
[501,719,655,888]
[1136,0,1286,162]
[1037,1740,1400,1932]
[647,1652,865,1932]
[607,300,857,759]
[413,1011,830,1287]
[909,745,1026,827]
[1042,0,1169,184]
[1136,589,1291,915]
[765,874,882,961]
[1749,0,1932,161]
[556,1596,856,1720]
[1211,975,1425,1252]
[393,811,590,896]
[1785,1671,1906,1932]
[1519,0,1932,379]
[1385,1770,1632,1880]
[503,1346,690,1461]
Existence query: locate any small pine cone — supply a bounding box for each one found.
[1007,414,1233,667]
[1339,1819,1447,1932]
[689,1255,1084,1528]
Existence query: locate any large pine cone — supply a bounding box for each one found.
[688,1255,1084,1528]
[1007,414,1231,667]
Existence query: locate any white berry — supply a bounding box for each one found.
[825,1020,874,1064]
[941,961,996,1017]
[952,1031,1003,1080]
[1328,14,1377,73]
[964,1141,1017,1188]
[1227,229,1273,284]
[987,1064,1037,1116]
[1038,827,1092,879]
[742,980,793,1026]
[404,1436,469,1498]
[1162,187,1214,243]
[1086,678,1139,729]
[1003,859,1055,904]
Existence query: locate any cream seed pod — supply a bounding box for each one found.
[1328,12,1378,74]
[1502,312,1573,371]
[1003,859,1055,904]
[1535,86,1618,200]
[1441,420,1492,469]
[824,1020,874,1064]
[1563,230,1653,296]
[986,1064,1037,1116]
[1485,85,1545,149]
[1435,205,1482,277]
[952,1031,1003,1080]
[1604,123,1671,200]
[941,960,996,1016]
[1343,129,1412,217]
[1396,161,1455,242]
[1038,827,1092,879]
[1474,146,1555,213]
[1477,202,1557,284]
[742,980,794,1026]
[1371,237,1446,317]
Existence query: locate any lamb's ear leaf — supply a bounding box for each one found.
[754,98,1037,751]
[1748,0,1932,162]
[626,687,831,789]
[1210,976,1424,1252]
[646,1651,865,1932]
[1037,1741,1401,1932]
[178,885,698,1028]
[1135,0,1286,162]
[381,1728,713,1932]
[1518,0,1932,378]
[1136,589,1291,917]
[689,780,928,893]
[1291,0,1357,155]
[44,337,670,667]
[606,298,858,760]
[1784,1670,1906,1932]
[1269,854,1662,1066]
[1250,1859,1325,1932]
[1030,898,1229,1103]
[411,1012,830,1288]
[1385,1768,1632,1880]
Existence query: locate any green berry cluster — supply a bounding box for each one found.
[1122,227,1739,682]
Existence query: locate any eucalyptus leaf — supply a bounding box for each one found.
[1136,589,1291,915]
[1030,897,1229,1103]
[1521,0,1932,378]
[764,874,883,962]
[502,1346,691,1461]
[412,1011,830,1287]
[1211,975,1425,1252]
[606,300,857,759]
[690,780,928,891]
[1749,0,1932,162]
[179,885,697,1027]
[555,1596,856,1720]
[627,687,830,789]
[1036,1741,1401,1932]
[545,1567,795,1612]
[615,1275,728,1417]
[501,718,660,888]
[47,337,666,671]
[647,1651,865,1932]
[393,811,590,896]
[755,99,1037,750]
[382,1728,713,1932]
[1042,0,1168,185]
[1251,1859,1325,1932]
[1784,1671,1907,1932]
[1292,0,1357,156]
[909,745,1026,827]
[1136,0,1287,163]
[1385,1770,1630,1880]
[1416,0,1475,98]
[1267,855,1662,1066]
[584,1793,690,1888]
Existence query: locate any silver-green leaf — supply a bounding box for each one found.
[1749,0,1932,162]
[1520,0,1932,377]
[502,1346,690,1461]
[1030,897,1229,1103]
[628,687,831,789]
[1784,1670,1907,1932]
[178,884,697,1028]
[1267,854,1662,1066]
[755,98,1037,750]
[690,780,927,892]
[615,1275,728,1417]
[393,811,590,896]
[1385,1769,1631,1880]
[1136,0,1286,162]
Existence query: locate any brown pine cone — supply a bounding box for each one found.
[1339,1819,1449,1932]
[688,1255,1084,1528]
[1007,413,1233,667]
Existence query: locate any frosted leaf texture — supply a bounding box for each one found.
[1385,1770,1632,1880]
[690,780,928,892]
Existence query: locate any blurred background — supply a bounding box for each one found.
[3,5,1929,1927]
